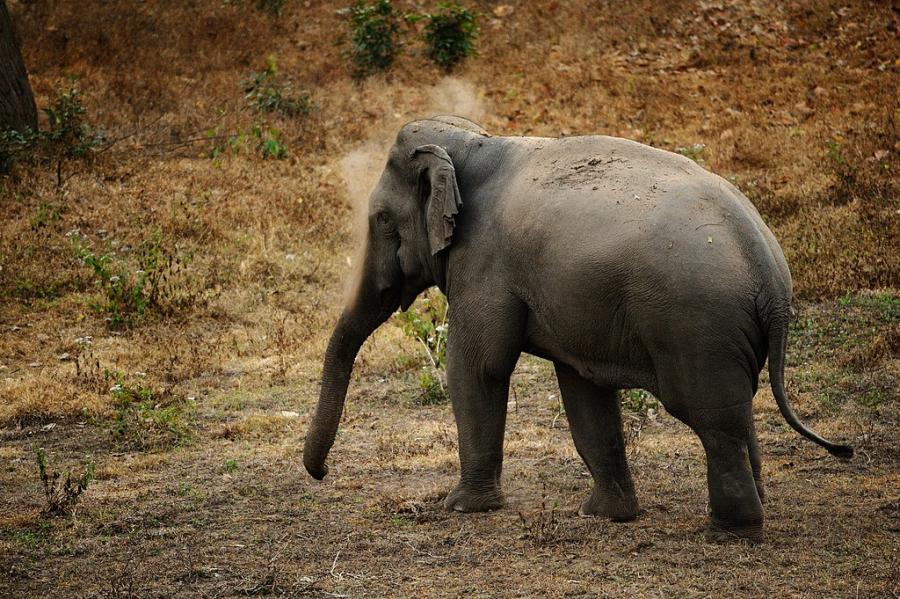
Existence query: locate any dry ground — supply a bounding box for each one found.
[1,1,898,597]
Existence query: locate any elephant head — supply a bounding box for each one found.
[303,117,483,479]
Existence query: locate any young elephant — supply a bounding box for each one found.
[303,116,852,543]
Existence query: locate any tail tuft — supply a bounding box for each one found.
[826,444,854,460]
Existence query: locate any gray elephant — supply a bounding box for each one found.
[303,116,852,543]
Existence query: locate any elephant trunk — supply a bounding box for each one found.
[303,312,367,479]
[304,279,398,479]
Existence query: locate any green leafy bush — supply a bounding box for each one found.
[345,0,401,78]
[258,126,287,159]
[395,291,448,368]
[0,87,104,174]
[43,89,104,158]
[242,57,313,118]
[416,370,446,405]
[68,231,194,329]
[620,389,659,414]
[421,2,478,69]
[208,123,287,161]
[675,143,706,165]
[394,290,449,403]
[0,128,38,173]
[108,372,191,450]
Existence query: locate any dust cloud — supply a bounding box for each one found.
[337,77,489,303]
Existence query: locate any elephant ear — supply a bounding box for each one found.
[413,144,463,256]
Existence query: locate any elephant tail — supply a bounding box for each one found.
[766,309,854,458]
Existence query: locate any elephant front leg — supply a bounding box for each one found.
[442,313,522,513]
[443,362,510,513]
[554,363,639,522]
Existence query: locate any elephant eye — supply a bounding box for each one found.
[375,211,397,237]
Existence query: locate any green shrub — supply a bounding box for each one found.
[345,0,401,78]
[0,127,38,173]
[395,290,448,369]
[415,369,447,405]
[43,89,104,158]
[68,231,194,329]
[258,126,287,159]
[242,57,313,118]
[107,372,191,450]
[421,2,478,70]
[0,87,104,174]
[208,123,287,162]
[675,143,706,165]
[394,290,449,403]
[620,389,659,414]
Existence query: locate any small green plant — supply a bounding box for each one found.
[345,0,401,78]
[416,370,446,405]
[421,2,478,70]
[518,483,560,546]
[107,371,190,450]
[0,127,38,173]
[394,290,449,403]
[242,57,313,118]
[675,143,706,164]
[43,88,104,159]
[35,447,95,517]
[68,230,193,328]
[1,87,104,174]
[620,389,659,414]
[257,0,285,16]
[258,126,287,159]
[395,291,448,369]
[222,458,239,473]
[208,124,287,161]
[31,202,61,230]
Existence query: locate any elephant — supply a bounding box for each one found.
[303,115,853,543]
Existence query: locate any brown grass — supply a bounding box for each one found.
[0,1,897,597]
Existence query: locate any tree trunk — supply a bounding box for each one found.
[0,0,37,133]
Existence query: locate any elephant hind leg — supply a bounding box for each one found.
[697,422,764,543]
[748,417,765,503]
[554,363,639,522]
[658,365,764,543]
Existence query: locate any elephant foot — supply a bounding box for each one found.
[578,486,639,522]
[704,519,764,544]
[443,483,504,513]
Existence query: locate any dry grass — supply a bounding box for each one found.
[0,0,897,597]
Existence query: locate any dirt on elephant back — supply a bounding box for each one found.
[0,0,897,597]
